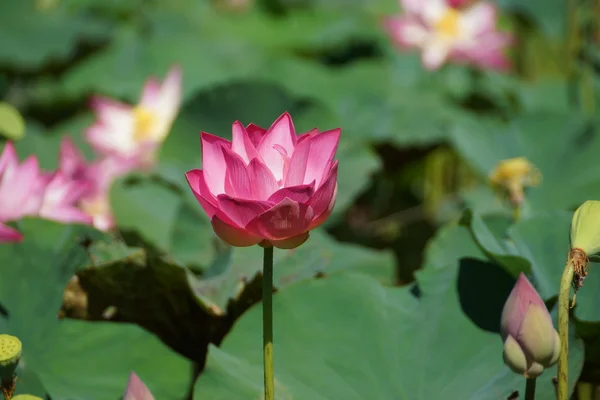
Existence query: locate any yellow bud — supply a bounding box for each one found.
[489,157,541,205]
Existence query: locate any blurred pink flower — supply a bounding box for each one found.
[86,65,182,169]
[500,273,560,378]
[0,143,41,242]
[447,0,472,8]
[24,171,93,226]
[383,0,513,71]
[123,372,154,400]
[58,138,135,231]
[186,112,340,249]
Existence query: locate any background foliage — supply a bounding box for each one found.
[2,0,600,398]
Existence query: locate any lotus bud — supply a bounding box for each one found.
[489,157,540,207]
[570,200,600,261]
[123,372,155,400]
[500,273,560,378]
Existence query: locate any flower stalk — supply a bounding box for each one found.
[557,253,578,400]
[262,245,275,400]
[525,377,537,400]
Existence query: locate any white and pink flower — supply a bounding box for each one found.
[0,142,93,242]
[86,65,182,169]
[58,137,135,231]
[384,0,513,71]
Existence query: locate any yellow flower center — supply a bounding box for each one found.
[489,157,541,205]
[435,9,461,38]
[80,197,108,218]
[132,106,157,142]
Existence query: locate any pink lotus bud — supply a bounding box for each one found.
[186,112,340,249]
[86,65,182,170]
[500,273,560,377]
[383,0,513,71]
[123,372,154,400]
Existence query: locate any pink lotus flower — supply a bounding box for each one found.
[123,372,154,400]
[24,171,93,226]
[186,112,340,249]
[500,273,560,378]
[0,143,41,242]
[0,142,93,243]
[86,65,182,169]
[383,0,513,71]
[58,138,134,231]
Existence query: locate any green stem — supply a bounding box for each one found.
[557,259,575,400]
[512,205,521,223]
[525,377,537,400]
[262,246,274,400]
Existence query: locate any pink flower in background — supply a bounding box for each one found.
[58,138,134,231]
[24,171,93,226]
[123,372,154,400]
[500,273,560,378]
[384,0,512,71]
[447,0,472,8]
[186,112,340,249]
[0,143,41,242]
[0,142,94,242]
[86,65,182,169]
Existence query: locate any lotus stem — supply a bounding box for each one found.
[557,258,575,400]
[525,377,537,400]
[262,246,275,400]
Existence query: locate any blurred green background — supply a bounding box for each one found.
[2,0,600,399]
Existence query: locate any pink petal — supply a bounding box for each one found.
[284,132,312,187]
[500,273,549,341]
[462,2,496,36]
[90,96,131,123]
[185,169,219,217]
[41,207,93,225]
[247,158,278,200]
[140,78,162,107]
[257,112,297,181]
[0,156,41,220]
[422,40,450,70]
[401,0,422,14]
[303,128,340,187]
[222,146,252,199]
[201,132,232,195]
[124,372,155,400]
[217,194,272,228]
[383,17,429,48]
[308,161,338,229]
[211,215,262,247]
[0,223,23,243]
[155,65,183,120]
[231,121,260,164]
[59,137,87,179]
[270,232,310,249]
[246,198,314,241]
[0,142,18,173]
[268,182,315,204]
[246,123,267,147]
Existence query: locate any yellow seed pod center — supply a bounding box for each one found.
[0,335,21,364]
[132,106,157,142]
[435,9,461,38]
